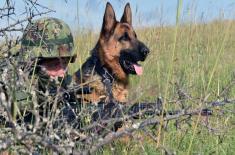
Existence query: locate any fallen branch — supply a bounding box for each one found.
[79,98,235,154]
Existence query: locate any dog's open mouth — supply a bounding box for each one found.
[122,60,143,75]
[119,52,144,75]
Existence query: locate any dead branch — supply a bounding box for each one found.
[0,10,54,33]
[78,98,235,154]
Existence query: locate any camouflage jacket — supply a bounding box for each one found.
[0,55,76,117]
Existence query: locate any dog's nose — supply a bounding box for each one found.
[141,47,150,57]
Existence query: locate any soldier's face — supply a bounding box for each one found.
[40,58,70,79]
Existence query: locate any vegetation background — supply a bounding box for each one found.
[74,11,235,155]
[1,0,235,154]
[72,1,235,154]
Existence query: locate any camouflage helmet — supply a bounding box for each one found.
[21,17,76,62]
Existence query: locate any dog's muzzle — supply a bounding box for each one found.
[119,41,150,75]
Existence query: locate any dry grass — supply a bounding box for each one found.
[69,20,235,154]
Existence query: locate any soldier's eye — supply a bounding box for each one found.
[119,32,130,41]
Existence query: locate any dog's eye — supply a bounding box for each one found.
[119,32,130,41]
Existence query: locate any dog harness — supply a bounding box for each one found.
[75,53,115,101]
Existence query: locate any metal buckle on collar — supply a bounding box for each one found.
[102,68,114,100]
[102,68,114,83]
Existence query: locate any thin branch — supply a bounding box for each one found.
[0,10,54,33]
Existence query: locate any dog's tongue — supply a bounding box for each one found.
[133,64,143,75]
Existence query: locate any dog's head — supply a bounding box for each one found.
[98,2,150,80]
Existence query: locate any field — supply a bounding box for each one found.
[71,20,235,154]
[1,0,235,154]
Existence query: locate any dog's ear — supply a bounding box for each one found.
[101,2,117,38]
[120,3,132,25]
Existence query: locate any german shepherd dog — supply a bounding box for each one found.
[74,2,150,104]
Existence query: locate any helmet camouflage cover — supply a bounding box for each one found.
[21,17,76,62]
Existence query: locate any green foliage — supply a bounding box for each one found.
[70,20,235,154]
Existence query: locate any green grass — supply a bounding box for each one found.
[69,20,235,154]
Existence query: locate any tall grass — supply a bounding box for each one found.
[1,0,234,154]
[67,2,235,153]
[69,18,235,154]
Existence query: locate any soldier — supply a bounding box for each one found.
[19,17,77,123]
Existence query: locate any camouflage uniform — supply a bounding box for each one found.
[0,17,77,124]
[21,17,77,118]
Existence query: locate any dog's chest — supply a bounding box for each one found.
[81,73,128,104]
